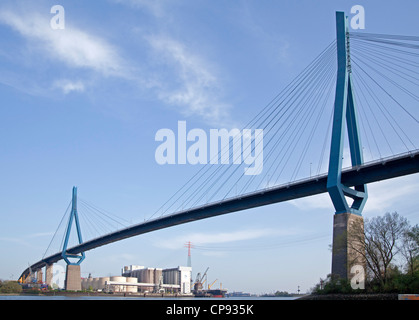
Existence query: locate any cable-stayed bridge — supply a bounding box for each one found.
[18,12,419,288]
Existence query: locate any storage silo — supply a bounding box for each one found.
[146,268,154,283]
[163,268,180,293]
[154,268,163,285]
[145,268,155,292]
[97,277,110,291]
[126,277,138,293]
[81,278,86,290]
[86,277,93,290]
[110,276,126,292]
[92,278,100,291]
[131,269,140,281]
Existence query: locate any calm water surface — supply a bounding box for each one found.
[0,294,298,300]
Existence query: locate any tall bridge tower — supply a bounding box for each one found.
[327,12,367,280]
[62,186,85,290]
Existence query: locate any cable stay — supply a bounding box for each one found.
[145,30,419,221]
[348,30,419,161]
[146,40,339,220]
[40,30,419,257]
[192,232,331,252]
[42,196,133,259]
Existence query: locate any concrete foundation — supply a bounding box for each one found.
[65,265,81,291]
[331,212,366,280]
[36,269,43,283]
[45,264,53,287]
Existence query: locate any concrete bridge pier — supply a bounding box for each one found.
[36,269,43,283]
[331,213,366,281]
[45,264,53,287]
[65,265,82,291]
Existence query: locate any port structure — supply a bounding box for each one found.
[327,12,369,280]
[327,11,367,215]
[61,187,85,290]
[61,187,85,265]
[18,11,419,288]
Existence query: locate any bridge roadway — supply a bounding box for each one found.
[19,150,419,280]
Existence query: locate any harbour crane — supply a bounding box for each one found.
[193,267,209,292]
[208,279,218,290]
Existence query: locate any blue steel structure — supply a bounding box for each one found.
[18,12,419,283]
[61,187,85,265]
[18,151,419,281]
[327,12,367,215]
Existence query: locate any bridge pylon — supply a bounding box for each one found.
[327,12,367,281]
[62,186,85,291]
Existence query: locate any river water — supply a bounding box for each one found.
[0,294,298,300]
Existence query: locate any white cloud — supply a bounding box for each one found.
[0,231,53,248]
[26,232,55,238]
[290,193,334,211]
[104,253,139,263]
[0,5,232,124]
[53,79,85,94]
[153,228,278,250]
[0,9,126,77]
[146,35,231,124]
[363,175,419,215]
[289,174,419,215]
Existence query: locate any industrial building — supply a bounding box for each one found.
[81,265,192,295]
[162,266,192,294]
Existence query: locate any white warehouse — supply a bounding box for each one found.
[82,265,192,294]
[122,265,192,294]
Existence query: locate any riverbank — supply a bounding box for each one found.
[298,293,399,300]
[1,291,195,298]
[2,292,409,300]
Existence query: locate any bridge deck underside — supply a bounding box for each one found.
[20,151,419,280]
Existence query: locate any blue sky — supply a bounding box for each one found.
[1,0,419,294]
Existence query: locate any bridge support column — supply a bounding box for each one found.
[45,264,53,287]
[36,269,43,283]
[332,213,366,280]
[62,187,84,291]
[328,12,368,282]
[65,265,82,291]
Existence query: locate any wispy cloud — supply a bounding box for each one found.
[289,193,334,211]
[289,174,419,215]
[53,79,85,94]
[112,0,233,124]
[0,3,232,124]
[153,228,286,250]
[0,10,126,77]
[146,35,231,125]
[101,253,140,263]
[0,231,54,249]
[363,175,419,215]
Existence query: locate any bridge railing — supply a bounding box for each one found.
[156,149,419,220]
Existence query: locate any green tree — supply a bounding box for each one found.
[348,212,410,288]
[0,281,22,294]
[400,224,419,276]
[318,212,419,294]
[311,274,355,294]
